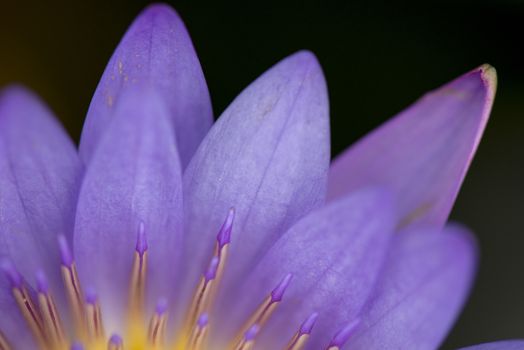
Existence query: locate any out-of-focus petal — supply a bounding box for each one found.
[79,4,213,168]
[0,278,34,349]
[347,225,478,350]
[216,188,396,348]
[74,86,183,333]
[182,51,330,294]
[328,65,497,229]
[458,340,524,350]
[0,86,81,293]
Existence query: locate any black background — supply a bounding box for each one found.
[1,1,523,348]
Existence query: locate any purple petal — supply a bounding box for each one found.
[79,4,213,169]
[0,86,81,295]
[0,277,34,348]
[216,188,396,348]
[74,86,183,331]
[348,224,478,350]
[459,341,524,350]
[182,51,330,295]
[328,65,497,229]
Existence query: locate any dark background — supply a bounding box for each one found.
[1,0,523,348]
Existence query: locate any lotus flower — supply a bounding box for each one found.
[0,4,497,350]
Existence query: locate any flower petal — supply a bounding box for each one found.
[0,86,81,292]
[459,341,524,350]
[182,51,330,293]
[79,4,213,168]
[216,188,396,348]
[74,86,183,332]
[328,65,497,228]
[347,224,478,350]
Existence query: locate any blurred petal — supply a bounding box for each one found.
[459,341,524,350]
[348,225,478,350]
[0,86,81,291]
[74,86,183,332]
[79,4,213,168]
[328,65,497,228]
[0,278,34,349]
[183,51,330,293]
[217,188,396,348]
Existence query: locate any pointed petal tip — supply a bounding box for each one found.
[478,64,497,98]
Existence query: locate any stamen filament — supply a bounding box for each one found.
[183,208,235,340]
[325,319,360,350]
[233,324,259,350]
[108,334,123,350]
[0,331,11,350]
[147,299,168,349]
[2,261,47,348]
[129,222,148,319]
[59,236,88,340]
[230,273,292,348]
[85,289,105,344]
[284,313,318,350]
[186,313,209,350]
[36,271,67,349]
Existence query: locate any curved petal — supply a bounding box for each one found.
[74,86,183,333]
[0,86,81,294]
[79,4,213,168]
[348,224,478,350]
[0,278,34,349]
[328,65,497,229]
[182,51,330,294]
[215,188,396,348]
[459,340,524,350]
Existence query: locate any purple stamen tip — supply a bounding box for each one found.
[217,207,235,247]
[156,298,168,315]
[204,256,220,281]
[109,334,123,345]
[197,313,209,328]
[135,221,148,255]
[271,273,293,302]
[85,287,98,305]
[300,312,319,335]
[244,324,260,341]
[58,235,73,267]
[328,318,361,347]
[70,342,84,350]
[35,270,49,294]
[1,259,22,288]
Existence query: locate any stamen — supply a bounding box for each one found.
[107,334,123,350]
[284,312,318,350]
[231,274,292,348]
[186,313,209,350]
[233,324,259,350]
[85,288,105,343]
[70,342,84,350]
[147,298,168,349]
[326,319,360,350]
[129,221,148,318]
[59,235,87,339]
[0,330,11,350]
[1,260,47,347]
[183,209,235,337]
[36,270,67,349]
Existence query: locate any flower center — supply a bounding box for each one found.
[0,209,358,350]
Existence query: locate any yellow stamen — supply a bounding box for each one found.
[37,290,67,349]
[12,286,47,348]
[61,263,87,340]
[86,298,105,343]
[0,331,11,350]
[147,309,168,349]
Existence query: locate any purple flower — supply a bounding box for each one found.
[0,4,497,350]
